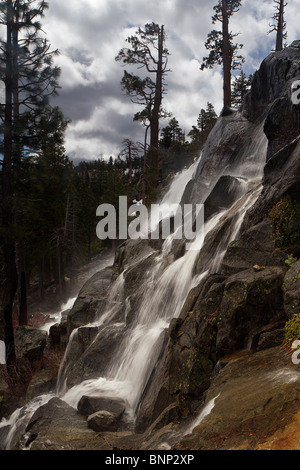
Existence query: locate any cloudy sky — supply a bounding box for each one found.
[42,0,300,161]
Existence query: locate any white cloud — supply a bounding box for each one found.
[41,0,300,161]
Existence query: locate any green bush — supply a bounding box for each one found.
[269,196,300,248]
[284,314,300,346]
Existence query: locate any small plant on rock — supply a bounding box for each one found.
[269,196,300,249]
[284,314,300,347]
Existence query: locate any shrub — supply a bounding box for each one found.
[284,314,300,347]
[269,196,300,248]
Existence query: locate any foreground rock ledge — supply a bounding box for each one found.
[13,345,300,450]
[177,346,300,450]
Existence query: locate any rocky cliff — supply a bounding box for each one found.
[1,42,300,451]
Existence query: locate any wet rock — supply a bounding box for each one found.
[14,326,47,363]
[242,41,300,123]
[216,266,287,358]
[16,397,133,450]
[67,267,115,337]
[204,175,247,221]
[65,323,126,388]
[282,259,300,318]
[114,239,155,274]
[256,328,285,351]
[181,112,263,209]
[135,274,225,433]
[87,410,118,432]
[177,346,300,450]
[77,396,127,421]
[25,369,56,401]
[242,131,300,235]
[221,219,287,276]
[0,425,10,450]
[22,397,99,450]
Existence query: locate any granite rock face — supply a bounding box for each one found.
[3,43,300,452]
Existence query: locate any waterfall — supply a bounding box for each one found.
[59,157,205,415]
[183,393,220,436]
[0,117,269,449]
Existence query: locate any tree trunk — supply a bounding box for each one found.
[149,25,164,186]
[57,233,65,296]
[0,0,18,368]
[15,241,27,326]
[38,257,45,301]
[222,1,232,108]
[128,144,133,184]
[276,0,284,52]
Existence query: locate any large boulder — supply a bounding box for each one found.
[243,41,300,125]
[221,218,287,276]
[14,397,133,450]
[19,397,99,450]
[14,326,47,364]
[216,266,287,358]
[77,396,127,421]
[114,239,156,274]
[66,267,116,337]
[62,323,126,389]
[135,274,225,433]
[282,259,300,318]
[242,137,300,234]
[87,411,118,432]
[177,346,300,450]
[204,175,247,221]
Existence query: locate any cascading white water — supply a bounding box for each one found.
[42,297,77,334]
[0,119,269,449]
[60,157,206,415]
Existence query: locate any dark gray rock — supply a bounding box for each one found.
[204,175,247,221]
[25,369,56,401]
[114,239,156,274]
[66,267,116,337]
[64,323,126,389]
[77,395,127,420]
[216,266,287,358]
[49,323,62,346]
[282,259,300,318]
[87,410,118,432]
[135,274,225,433]
[257,328,285,351]
[242,137,300,239]
[221,218,287,275]
[0,425,10,450]
[14,326,47,363]
[22,397,98,450]
[242,41,300,123]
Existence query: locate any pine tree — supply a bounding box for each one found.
[231,71,253,106]
[160,118,185,149]
[201,0,244,107]
[268,0,287,52]
[116,23,170,189]
[188,102,218,147]
[0,0,61,370]
[119,139,141,184]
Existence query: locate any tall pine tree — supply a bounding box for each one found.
[201,0,244,108]
[116,23,170,190]
[268,0,287,52]
[0,0,61,370]
[231,71,252,107]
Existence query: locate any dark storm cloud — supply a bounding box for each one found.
[44,0,300,160]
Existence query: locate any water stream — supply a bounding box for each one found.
[0,120,269,449]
